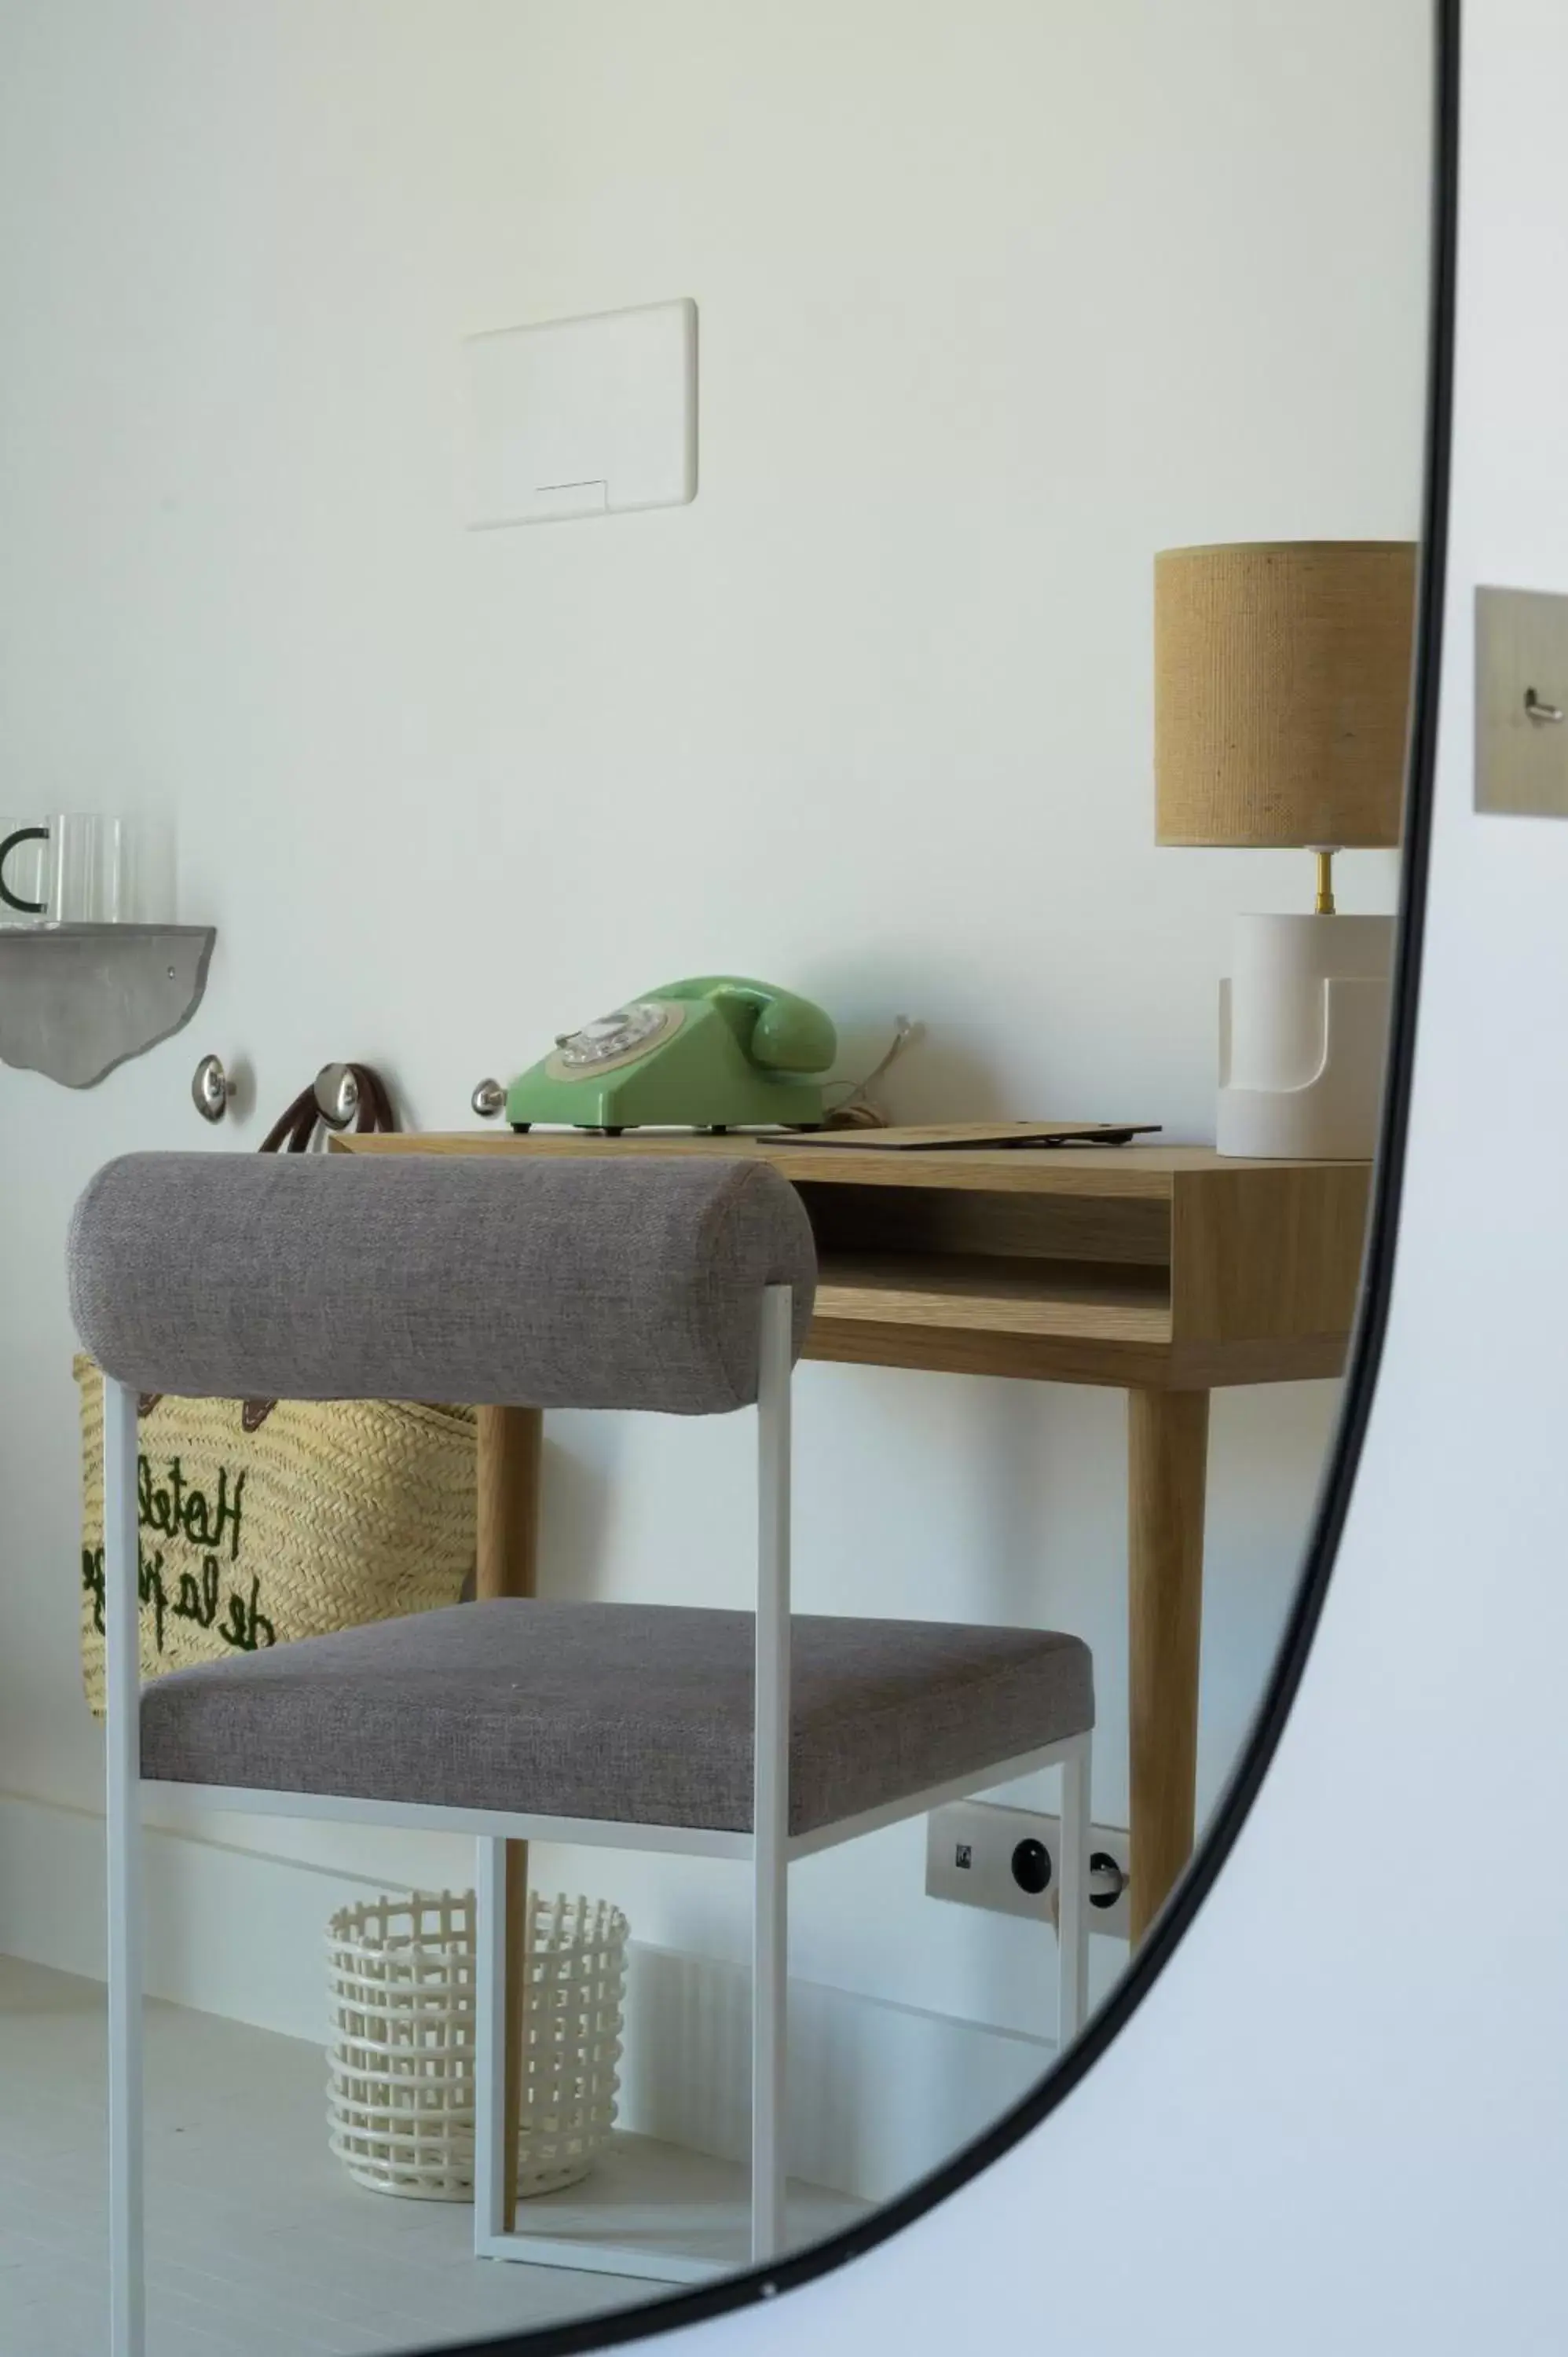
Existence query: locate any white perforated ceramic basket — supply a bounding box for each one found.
[326,1889,628,2201]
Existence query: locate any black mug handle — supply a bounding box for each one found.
[0,826,48,916]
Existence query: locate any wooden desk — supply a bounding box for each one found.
[340,1135,1368,2208]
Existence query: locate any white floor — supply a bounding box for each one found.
[0,1954,860,2357]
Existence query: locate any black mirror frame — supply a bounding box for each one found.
[426,5,1460,2346]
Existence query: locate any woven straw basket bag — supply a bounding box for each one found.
[75,1068,476,1717]
[76,1373,476,1718]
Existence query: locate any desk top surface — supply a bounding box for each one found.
[338,1131,1367,1199]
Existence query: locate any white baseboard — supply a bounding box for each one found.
[0,1787,405,2040]
[0,1789,1055,2205]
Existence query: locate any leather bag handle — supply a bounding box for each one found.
[258,1064,397,1155]
[244,1065,399,1422]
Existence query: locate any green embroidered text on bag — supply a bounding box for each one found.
[76,1365,475,1720]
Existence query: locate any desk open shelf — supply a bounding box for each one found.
[815,1253,1172,1342]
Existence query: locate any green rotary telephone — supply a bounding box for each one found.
[505,976,838,1133]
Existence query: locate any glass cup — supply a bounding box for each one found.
[0,819,49,926]
[48,813,117,923]
[95,815,176,925]
[0,813,176,925]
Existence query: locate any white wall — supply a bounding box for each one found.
[0,0,1429,2194]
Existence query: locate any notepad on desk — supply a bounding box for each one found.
[763,1121,1163,1151]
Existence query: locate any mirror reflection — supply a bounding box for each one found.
[0,2,1432,2349]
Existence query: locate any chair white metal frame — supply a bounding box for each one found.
[102,1288,1091,2353]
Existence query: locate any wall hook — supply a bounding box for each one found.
[191,1053,236,1124]
[313,1063,362,1129]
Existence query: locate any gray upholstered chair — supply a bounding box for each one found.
[68,1150,1094,2354]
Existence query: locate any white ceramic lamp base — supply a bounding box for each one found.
[1216,911,1394,1160]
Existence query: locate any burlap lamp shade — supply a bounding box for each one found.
[1155,540,1416,849]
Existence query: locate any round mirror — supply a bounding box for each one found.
[0,4,1448,2354]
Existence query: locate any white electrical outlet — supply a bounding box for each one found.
[925,1801,1133,1940]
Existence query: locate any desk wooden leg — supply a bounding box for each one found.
[475,1405,543,2234]
[1127,1388,1209,1945]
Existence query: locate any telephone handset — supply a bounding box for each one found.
[504,975,838,1133]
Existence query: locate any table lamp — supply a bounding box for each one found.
[1155,539,1417,1158]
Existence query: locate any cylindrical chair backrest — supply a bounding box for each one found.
[68,1152,817,1414]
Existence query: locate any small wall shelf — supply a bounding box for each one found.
[0,924,216,1090]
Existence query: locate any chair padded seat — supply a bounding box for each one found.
[139,1600,1094,1837]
